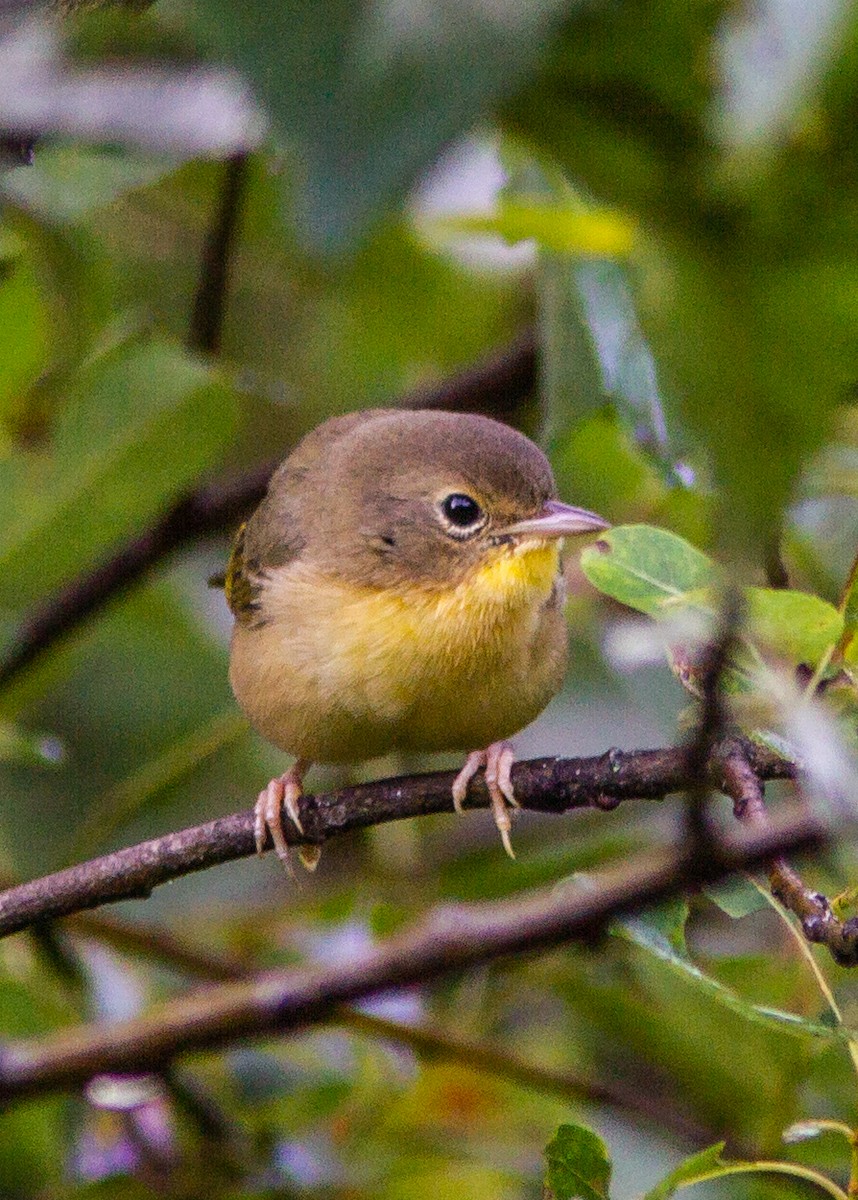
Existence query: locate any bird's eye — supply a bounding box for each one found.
[439,493,484,533]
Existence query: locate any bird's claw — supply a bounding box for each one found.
[451,742,518,858]
[254,759,317,873]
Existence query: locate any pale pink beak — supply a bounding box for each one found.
[503,499,610,539]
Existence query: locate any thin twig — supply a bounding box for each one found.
[187,153,248,357]
[0,808,826,1103]
[0,333,536,691]
[682,591,743,855]
[717,739,858,967]
[0,741,794,939]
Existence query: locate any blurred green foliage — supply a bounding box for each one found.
[2,0,858,1197]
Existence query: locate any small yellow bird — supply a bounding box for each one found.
[224,408,608,867]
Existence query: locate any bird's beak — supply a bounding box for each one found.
[503,499,610,539]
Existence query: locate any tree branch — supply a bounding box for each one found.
[187,153,248,357]
[681,590,742,855]
[717,739,858,967]
[0,332,536,691]
[58,907,725,1146]
[0,741,793,939]
[0,808,825,1102]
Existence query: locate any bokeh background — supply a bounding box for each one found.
[2,1,858,1196]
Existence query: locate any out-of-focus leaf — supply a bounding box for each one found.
[704,877,768,919]
[716,0,847,149]
[544,1123,612,1200]
[0,19,262,156]
[552,411,666,522]
[0,243,49,432]
[746,587,843,667]
[53,1180,163,1199]
[0,340,237,608]
[1,144,174,223]
[643,1143,848,1200]
[500,148,674,469]
[643,1144,727,1200]
[1,212,115,387]
[613,906,846,1042]
[437,201,635,256]
[0,1098,68,1195]
[580,525,718,616]
[539,250,606,434]
[0,719,62,765]
[503,0,857,560]
[186,0,570,249]
[838,552,858,665]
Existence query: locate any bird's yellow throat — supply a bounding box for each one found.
[470,537,560,604]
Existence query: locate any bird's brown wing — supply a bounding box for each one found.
[217,409,396,625]
[219,522,263,625]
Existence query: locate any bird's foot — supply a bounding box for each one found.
[451,741,518,859]
[254,758,320,872]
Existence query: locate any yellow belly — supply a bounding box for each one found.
[229,542,567,763]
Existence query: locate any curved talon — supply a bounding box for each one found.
[451,741,518,858]
[452,751,486,813]
[253,759,313,872]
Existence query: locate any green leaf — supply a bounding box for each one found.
[703,877,768,919]
[746,587,843,669]
[553,411,666,524]
[545,1123,612,1200]
[643,1144,727,1200]
[579,525,718,616]
[0,250,50,432]
[539,250,607,435]
[186,0,570,249]
[438,201,635,256]
[612,907,846,1043]
[838,551,858,665]
[644,1144,849,1200]
[0,146,171,225]
[0,340,237,608]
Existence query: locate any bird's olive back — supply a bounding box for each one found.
[245,409,557,590]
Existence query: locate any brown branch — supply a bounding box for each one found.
[681,591,742,854]
[717,740,858,967]
[402,327,535,420]
[0,741,793,939]
[0,808,825,1103]
[187,153,248,357]
[63,909,713,1145]
[0,332,536,691]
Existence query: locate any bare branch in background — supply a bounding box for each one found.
[187,153,249,357]
[62,909,715,1146]
[0,806,826,1103]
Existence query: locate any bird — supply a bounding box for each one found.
[222,408,609,869]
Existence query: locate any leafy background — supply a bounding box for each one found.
[2,0,858,1196]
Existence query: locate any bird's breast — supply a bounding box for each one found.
[229,541,567,761]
